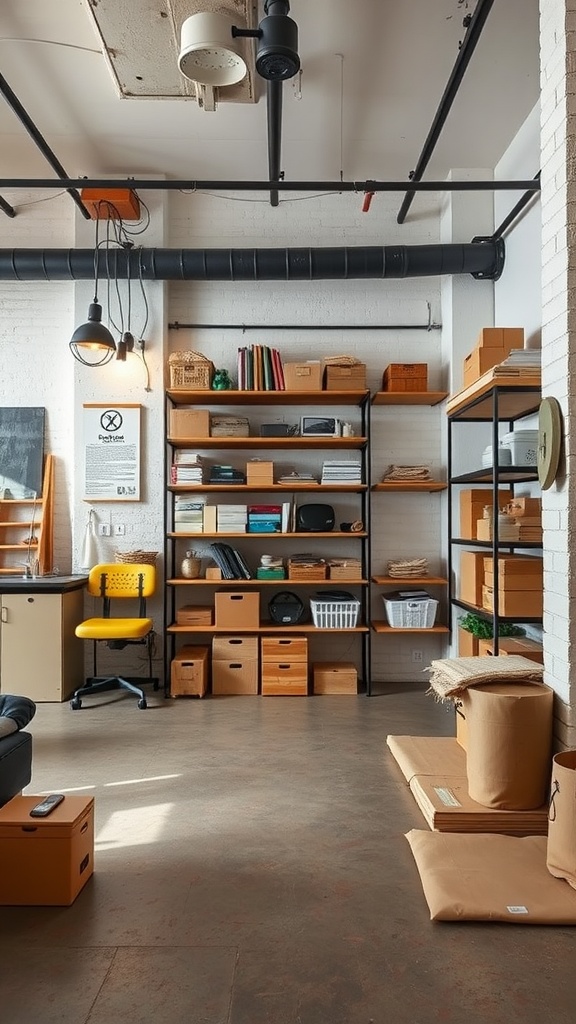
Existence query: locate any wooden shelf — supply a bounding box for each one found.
[168,578,367,586]
[372,391,448,406]
[446,374,540,420]
[167,623,370,634]
[371,621,450,634]
[0,456,54,577]
[168,436,367,450]
[372,482,447,492]
[168,483,367,493]
[371,576,448,586]
[167,389,369,407]
[168,531,367,539]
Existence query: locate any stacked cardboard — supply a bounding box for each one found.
[462,327,524,388]
[481,555,543,618]
[382,362,428,392]
[459,488,512,539]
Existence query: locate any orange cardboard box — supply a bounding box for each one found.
[0,795,94,905]
[171,645,210,697]
[382,363,428,390]
[459,551,487,607]
[463,347,507,387]
[475,327,524,349]
[283,361,322,391]
[214,591,260,628]
[169,408,210,439]
[481,585,543,618]
[324,364,367,391]
[458,627,480,657]
[459,489,511,538]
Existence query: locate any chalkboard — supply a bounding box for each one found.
[0,407,45,498]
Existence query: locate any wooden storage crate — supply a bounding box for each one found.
[168,351,214,390]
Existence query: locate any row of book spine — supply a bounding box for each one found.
[237,345,285,390]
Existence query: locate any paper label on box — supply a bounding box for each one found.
[433,787,461,807]
[507,906,529,915]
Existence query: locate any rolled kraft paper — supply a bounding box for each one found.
[463,682,553,810]
[547,750,576,889]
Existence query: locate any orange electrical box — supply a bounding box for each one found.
[80,188,141,220]
[0,795,94,906]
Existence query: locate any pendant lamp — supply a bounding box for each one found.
[70,216,116,366]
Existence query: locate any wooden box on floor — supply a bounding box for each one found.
[171,645,210,697]
[212,660,258,695]
[261,636,308,695]
[313,661,358,694]
[0,795,94,906]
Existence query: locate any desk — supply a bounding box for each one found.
[0,576,87,702]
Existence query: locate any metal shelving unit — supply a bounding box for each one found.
[447,382,541,653]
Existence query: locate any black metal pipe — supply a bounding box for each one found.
[491,171,541,241]
[0,72,91,220]
[267,80,283,207]
[0,240,504,282]
[0,176,541,193]
[168,322,442,331]
[0,195,15,218]
[397,0,495,224]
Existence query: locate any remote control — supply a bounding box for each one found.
[29,794,65,818]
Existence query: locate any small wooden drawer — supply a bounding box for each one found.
[313,661,357,695]
[261,663,308,696]
[212,660,258,695]
[213,635,259,661]
[260,636,308,662]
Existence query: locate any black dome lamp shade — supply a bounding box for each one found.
[70,214,116,366]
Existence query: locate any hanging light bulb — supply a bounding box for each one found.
[116,331,135,362]
[70,214,116,366]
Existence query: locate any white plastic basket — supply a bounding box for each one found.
[310,598,361,628]
[383,596,438,629]
[500,430,538,466]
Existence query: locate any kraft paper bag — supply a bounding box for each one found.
[463,681,553,810]
[405,829,576,924]
[547,750,576,890]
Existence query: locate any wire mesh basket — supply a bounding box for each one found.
[168,351,214,390]
[383,596,438,629]
[115,549,159,566]
[310,597,360,628]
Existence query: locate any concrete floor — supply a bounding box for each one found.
[0,685,574,1024]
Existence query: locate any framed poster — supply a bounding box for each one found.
[83,403,141,501]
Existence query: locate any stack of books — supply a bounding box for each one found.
[209,543,251,579]
[493,348,541,377]
[216,504,247,533]
[209,465,246,485]
[321,460,362,484]
[173,495,206,533]
[170,452,204,484]
[247,504,282,533]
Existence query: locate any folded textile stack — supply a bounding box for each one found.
[383,465,431,482]
[426,655,544,702]
[387,557,429,578]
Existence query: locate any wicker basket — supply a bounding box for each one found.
[115,549,158,566]
[168,351,214,390]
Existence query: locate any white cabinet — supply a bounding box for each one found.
[0,585,85,702]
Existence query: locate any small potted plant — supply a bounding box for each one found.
[458,612,525,656]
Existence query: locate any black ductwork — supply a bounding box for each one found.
[0,241,504,282]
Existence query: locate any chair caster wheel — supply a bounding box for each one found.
[70,698,82,710]
[137,698,147,710]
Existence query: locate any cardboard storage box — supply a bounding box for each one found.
[475,327,524,349]
[214,591,260,628]
[459,551,487,607]
[458,627,480,657]
[484,571,542,591]
[213,635,259,660]
[506,496,541,518]
[324,363,367,391]
[171,645,210,697]
[212,659,258,695]
[283,361,322,391]
[463,347,508,387]
[175,604,213,626]
[261,636,308,662]
[246,460,274,486]
[0,795,94,906]
[459,489,511,538]
[477,637,544,664]
[382,363,428,391]
[483,555,543,581]
[313,661,357,694]
[261,662,308,696]
[169,408,210,439]
[481,585,543,618]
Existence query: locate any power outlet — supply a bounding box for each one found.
[114,524,126,537]
[411,650,423,663]
[98,524,111,537]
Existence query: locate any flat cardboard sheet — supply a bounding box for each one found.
[409,775,548,835]
[405,830,576,924]
[386,735,465,783]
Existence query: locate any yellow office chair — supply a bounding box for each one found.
[70,563,158,710]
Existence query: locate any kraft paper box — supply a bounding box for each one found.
[246,460,274,485]
[475,327,525,349]
[458,626,480,658]
[169,408,210,438]
[459,550,486,607]
[459,489,512,538]
[283,361,322,391]
[481,584,542,618]
[386,735,466,784]
[214,591,260,628]
[212,660,258,695]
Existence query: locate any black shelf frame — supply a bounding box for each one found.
[447,383,542,654]
[164,391,372,696]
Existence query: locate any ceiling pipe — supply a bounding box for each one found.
[0,240,504,282]
[0,176,540,193]
[267,80,283,207]
[0,72,91,220]
[397,0,495,224]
